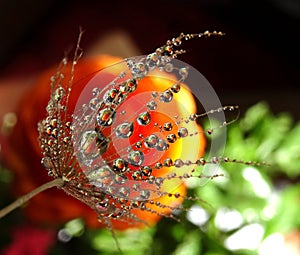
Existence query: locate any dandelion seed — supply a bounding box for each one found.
[0,30,266,250]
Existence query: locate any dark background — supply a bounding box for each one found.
[0,0,299,118]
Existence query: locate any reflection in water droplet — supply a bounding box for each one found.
[41,157,54,171]
[87,165,114,187]
[128,150,144,166]
[163,122,173,131]
[131,62,149,78]
[166,133,177,143]
[147,100,157,111]
[146,53,160,69]
[144,134,159,148]
[96,107,116,126]
[112,158,128,173]
[115,122,134,138]
[156,139,169,151]
[178,127,188,138]
[171,83,181,93]
[159,90,173,103]
[137,111,151,126]
[119,187,130,198]
[79,130,100,160]
[89,98,102,110]
[140,190,150,199]
[104,88,123,104]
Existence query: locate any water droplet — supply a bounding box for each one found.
[89,98,101,110]
[132,171,142,180]
[164,158,173,167]
[115,174,127,184]
[179,67,189,78]
[141,166,152,177]
[95,130,111,155]
[115,122,134,138]
[152,92,158,98]
[147,100,157,111]
[87,165,114,186]
[144,134,159,148]
[131,62,148,78]
[79,130,100,161]
[96,107,116,126]
[140,190,150,200]
[126,79,138,92]
[135,141,142,149]
[171,83,181,93]
[164,63,174,72]
[112,158,128,173]
[163,122,173,131]
[174,159,184,168]
[119,187,130,198]
[128,150,144,166]
[41,157,54,171]
[92,87,101,96]
[178,127,188,138]
[146,53,160,69]
[166,133,177,143]
[159,90,173,103]
[156,139,169,151]
[137,111,151,126]
[54,87,65,102]
[104,88,123,105]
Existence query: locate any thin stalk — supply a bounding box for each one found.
[0,178,64,218]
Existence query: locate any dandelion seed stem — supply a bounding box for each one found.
[0,178,64,218]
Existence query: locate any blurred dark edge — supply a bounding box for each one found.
[0,0,299,119]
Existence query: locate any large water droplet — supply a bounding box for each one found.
[112,158,128,173]
[89,98,102,111]
[128,150,144,166]
[131,62,149,78]
[166,133,177,143]
[119,187,130,198]
[139,190,150,200]
[146,53,160,69]
[156,139,169,151]
[87,165,115,187]
[79,130,100,161]
[41,157,54,171]
[96,107,116,126]
[159,90,173,103]
[104,88,123,104]
[144,134,159,148]
[95,130,111,155]
[137,111,151,126]
[54,87,65,102]
[178,127,188,138]
[163,122,173,131]
[115,122,134,138]
[147,100,157,111]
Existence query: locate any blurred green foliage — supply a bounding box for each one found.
[1,102,300,254]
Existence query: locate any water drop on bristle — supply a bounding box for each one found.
[156,139,169,151]
[144,134,159,148]
[115,122,134,138]
[103,88,123,104]
[112,158,128,173]
[137,111,151,126]
[178,127,188,138]
[159,90,173,103]
[147,100,157,111]
[128,150,145,166]
[78,130,100,160]
[96,107,116,126]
